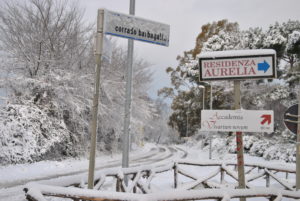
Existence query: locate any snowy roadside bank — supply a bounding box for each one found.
[0,143,157,188]
[23,143,298,201]
[0,141,298,201]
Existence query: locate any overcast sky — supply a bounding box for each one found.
[78,0,300,99]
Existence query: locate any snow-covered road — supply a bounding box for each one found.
[1,142,298,201]
[0,144,187,201]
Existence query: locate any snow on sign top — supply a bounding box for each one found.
[198,49,277,81]
[103,9,170,47]
[199,49,276,58]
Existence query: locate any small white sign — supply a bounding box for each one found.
[201,110,274,133]
[103,9,170,46]
[199,49,276,81]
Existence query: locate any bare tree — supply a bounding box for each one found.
[0,0,162,164]
[0,0,93,77]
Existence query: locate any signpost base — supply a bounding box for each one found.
[234,80,246,201]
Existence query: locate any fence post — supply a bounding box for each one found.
[269,196,276,201]
[174,162,178,188]
[221,168,225,184]
[266,173,270,187]
[116,177,123,192]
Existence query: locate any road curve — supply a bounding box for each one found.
[0,145,187,201]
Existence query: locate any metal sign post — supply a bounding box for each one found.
[296,94,300,190]
[88,3,169,188]
[209,84,212,160]
[88,9,104,189]
[122,0,135,174]
[296,93,300,191]
[234,80,246,201]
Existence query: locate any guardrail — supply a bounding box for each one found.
[24,159,298,201]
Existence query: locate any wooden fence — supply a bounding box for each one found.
[24,159,299,201]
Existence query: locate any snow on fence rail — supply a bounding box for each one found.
[24,159,298,201]
[24,183,300,201]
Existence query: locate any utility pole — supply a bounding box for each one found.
[209,84,212,160]
[202,87,205,110]
[199,85,206,148]
[122,0,135,172]
[186,111,189,137]
[296,91,300,190]
[234,80,246,201]
[88,9,104,189]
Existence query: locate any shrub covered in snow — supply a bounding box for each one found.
[0,103,75,165]
[198,133,297,163]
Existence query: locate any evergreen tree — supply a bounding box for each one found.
[263,20,300,87]
[159,19,238,137]
[191,19,239,57]
[160,19,300,138]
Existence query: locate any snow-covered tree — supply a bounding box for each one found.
[0,0,158,164]
[263,20,300,87]
[243,27,265,50]
[143,99,179,144]
[159,20,239,137]
[202,29,242,52]
[0,0,93,78]
[160,19,300,141]
[191,19,239,57]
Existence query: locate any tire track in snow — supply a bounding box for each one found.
[0,145,185,200]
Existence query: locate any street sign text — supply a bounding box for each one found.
[201,110,274,133]
[103,9,170,46]
[199,49,276,81]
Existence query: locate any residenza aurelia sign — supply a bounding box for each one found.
[199,49,276,81]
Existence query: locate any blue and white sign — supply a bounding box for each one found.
[199,49,276,81]
[103,9,170,47]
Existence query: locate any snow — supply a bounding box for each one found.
[287,30,300,51]
[0,143,158,188]
[23,183,300,201]
[1,142,300,201]
[199,49,276,58]
[0,103,71,164]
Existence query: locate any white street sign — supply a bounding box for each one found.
[201,110,274,133]
[103,9,170,46]
[199,49,276,81]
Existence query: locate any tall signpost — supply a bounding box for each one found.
[88,9,104,190]
[87,6,169,189]
[199,49,276,200]
[209,84,212,159]
[234,80,246,195]
[122,0,135,178]
[297,99,300,191]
